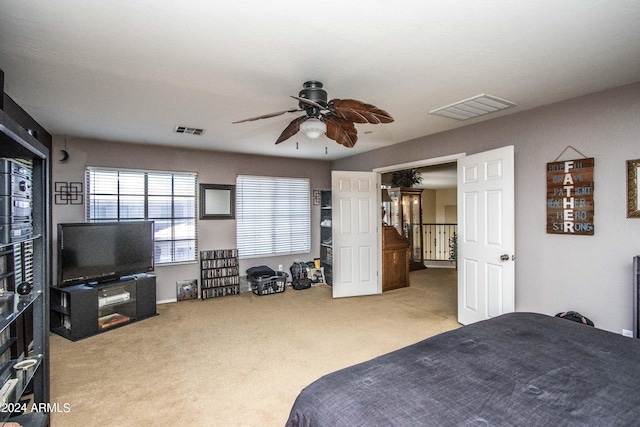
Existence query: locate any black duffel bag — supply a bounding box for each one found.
[292,277,312,290]
[246,265,276,279]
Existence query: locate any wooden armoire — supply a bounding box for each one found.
[382,225,410,291]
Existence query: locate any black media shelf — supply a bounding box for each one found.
[50,274,157,341]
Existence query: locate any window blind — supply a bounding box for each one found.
[236,175,310,258]
[86,167,197,265]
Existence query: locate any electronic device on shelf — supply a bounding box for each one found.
[97,291,130,307]
[0,378,18,404]
[57,221,155,287]
[0,158,33,244]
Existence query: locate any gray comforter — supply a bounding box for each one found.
[286,312,640,426]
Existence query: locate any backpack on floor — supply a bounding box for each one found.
[290,262,312,290]
[555,311,594,327]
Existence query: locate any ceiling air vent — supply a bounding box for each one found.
[429,94,516,121]
[174,126,206,135]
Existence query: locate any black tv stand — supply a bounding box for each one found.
[50,274,157,341]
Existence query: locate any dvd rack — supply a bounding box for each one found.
[200,249,240,299]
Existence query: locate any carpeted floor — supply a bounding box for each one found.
[49,268,459,426]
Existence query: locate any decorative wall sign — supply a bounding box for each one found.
[546,157,594,235]
[54,182,83,205]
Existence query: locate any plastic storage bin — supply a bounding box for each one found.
[251,271,287,296]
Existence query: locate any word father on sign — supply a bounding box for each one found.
[546,157,594,235]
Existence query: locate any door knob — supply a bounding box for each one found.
[500,254,510,261]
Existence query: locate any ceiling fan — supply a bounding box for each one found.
[232,81,394,148]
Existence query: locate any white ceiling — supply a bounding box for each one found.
[1,1,639,161]
[415,164,458,189]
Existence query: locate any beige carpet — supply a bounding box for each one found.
[49,268,459,427]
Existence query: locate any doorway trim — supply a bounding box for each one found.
[373,152,465,307]
[372,153,466,174]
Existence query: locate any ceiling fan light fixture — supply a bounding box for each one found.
[300,118,326,139]
[234,81,393,147]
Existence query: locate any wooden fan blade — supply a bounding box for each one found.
[232,108,301,124]
[329,99,394,124]
[325,116,358,148]
[290,96,326,110]
[275,116,309,144]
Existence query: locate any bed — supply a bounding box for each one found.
[286,312,640,426]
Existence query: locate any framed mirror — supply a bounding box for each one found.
[200,184,235,219]
[628,159,640,218]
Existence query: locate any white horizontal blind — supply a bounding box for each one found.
[236,175,310,258]
[86,168,197,265]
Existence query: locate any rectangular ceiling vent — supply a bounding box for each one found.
[174,126,206,135]
[429,94,516,121]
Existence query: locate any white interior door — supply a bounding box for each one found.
[332,171,381,298]
[457,146,515,324]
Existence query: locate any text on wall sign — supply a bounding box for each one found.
[546,158,594,235]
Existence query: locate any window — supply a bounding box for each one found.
[236,175,310,258]
[86,168,197,265]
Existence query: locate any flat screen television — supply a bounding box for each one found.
[57,221,155,287]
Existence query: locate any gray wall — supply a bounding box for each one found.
[51,137,331,302]
[333,81,640,334]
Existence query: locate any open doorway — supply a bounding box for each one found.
[333,147,513,324]
[374,153,464,317]
[381,163,458,270]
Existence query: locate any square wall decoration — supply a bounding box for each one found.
[55,182,83,205]
[199,184,235,219]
